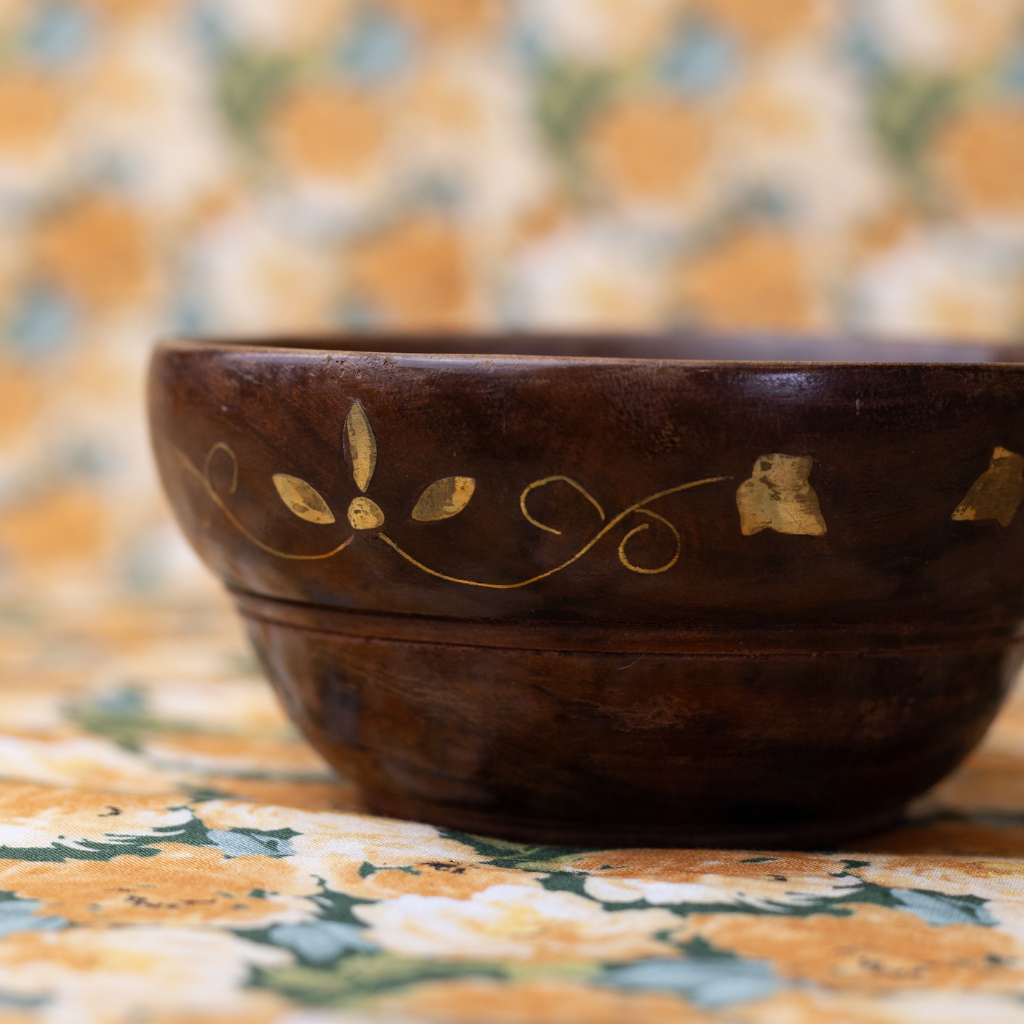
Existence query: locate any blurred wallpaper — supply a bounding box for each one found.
[0,0,1023,607]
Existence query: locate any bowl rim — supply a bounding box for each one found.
[156,331,1024,368]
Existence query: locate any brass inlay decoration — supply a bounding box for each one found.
[272,474,335,525]
[616,508,680,575]
[177,444,353,560]
[348,495,386,531]
[346,401,377,493]
[736,454,827,537]
[521,476,605,535]
[180,402,853,585]
[413,477,476,522]
[380,475,723,588]
[952,446,1024,528]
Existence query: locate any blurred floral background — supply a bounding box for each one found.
[0,0,1023,607]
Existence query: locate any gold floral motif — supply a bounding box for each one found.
[177,401,735,586]
[177,444,353,561]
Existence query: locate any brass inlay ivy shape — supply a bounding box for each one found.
[176,400,739,586]
[736,454,827,537]
[953,446,1024,528]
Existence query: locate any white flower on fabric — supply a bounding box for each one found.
[510,222,668,330]
[874,990,1024,1024]
[854,227,1024,341]
[210,0,355,52]
[193,212,339,333]
[585,873,861,911]
[0,927,289,1019]
[0,735,180,794]
[144,678,285,734]
[195,799,484,868]
[353,883,680,961]
[73,23,231,216]
[721,46,890,238]
[519,0,683,65]
[394,51,550,238]
[862,0,1021,72]
[0,785,193,851]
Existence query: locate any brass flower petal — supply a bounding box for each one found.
[412,476,476,522]
[272,474,336,525]
[348,495,385,530]
[346,401,377,493]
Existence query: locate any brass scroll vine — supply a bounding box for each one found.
[377,476,726,589]
[177,444,354,561]
[175,401,730,587]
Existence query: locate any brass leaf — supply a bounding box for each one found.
[346,401,377,493]
[412,476,476,522]
[953,446,1024,528]
[736,454,826,537]
[273,474,336,525]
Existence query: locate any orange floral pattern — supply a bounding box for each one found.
[0,2,1022,1021]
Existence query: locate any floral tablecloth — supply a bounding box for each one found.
[1,592,1024,1024]
[3,1,1024,1020]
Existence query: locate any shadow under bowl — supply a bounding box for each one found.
[149,331,1024,848]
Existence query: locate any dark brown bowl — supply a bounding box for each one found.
[149,333,1024,848]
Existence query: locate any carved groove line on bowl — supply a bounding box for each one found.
[173,401,1024,586]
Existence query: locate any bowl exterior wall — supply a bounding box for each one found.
[151,343,1024,626]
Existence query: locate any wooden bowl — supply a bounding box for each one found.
[149,334,1024,848]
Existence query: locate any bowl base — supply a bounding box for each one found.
[238,592,1017,853]
[361,789,907,851]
